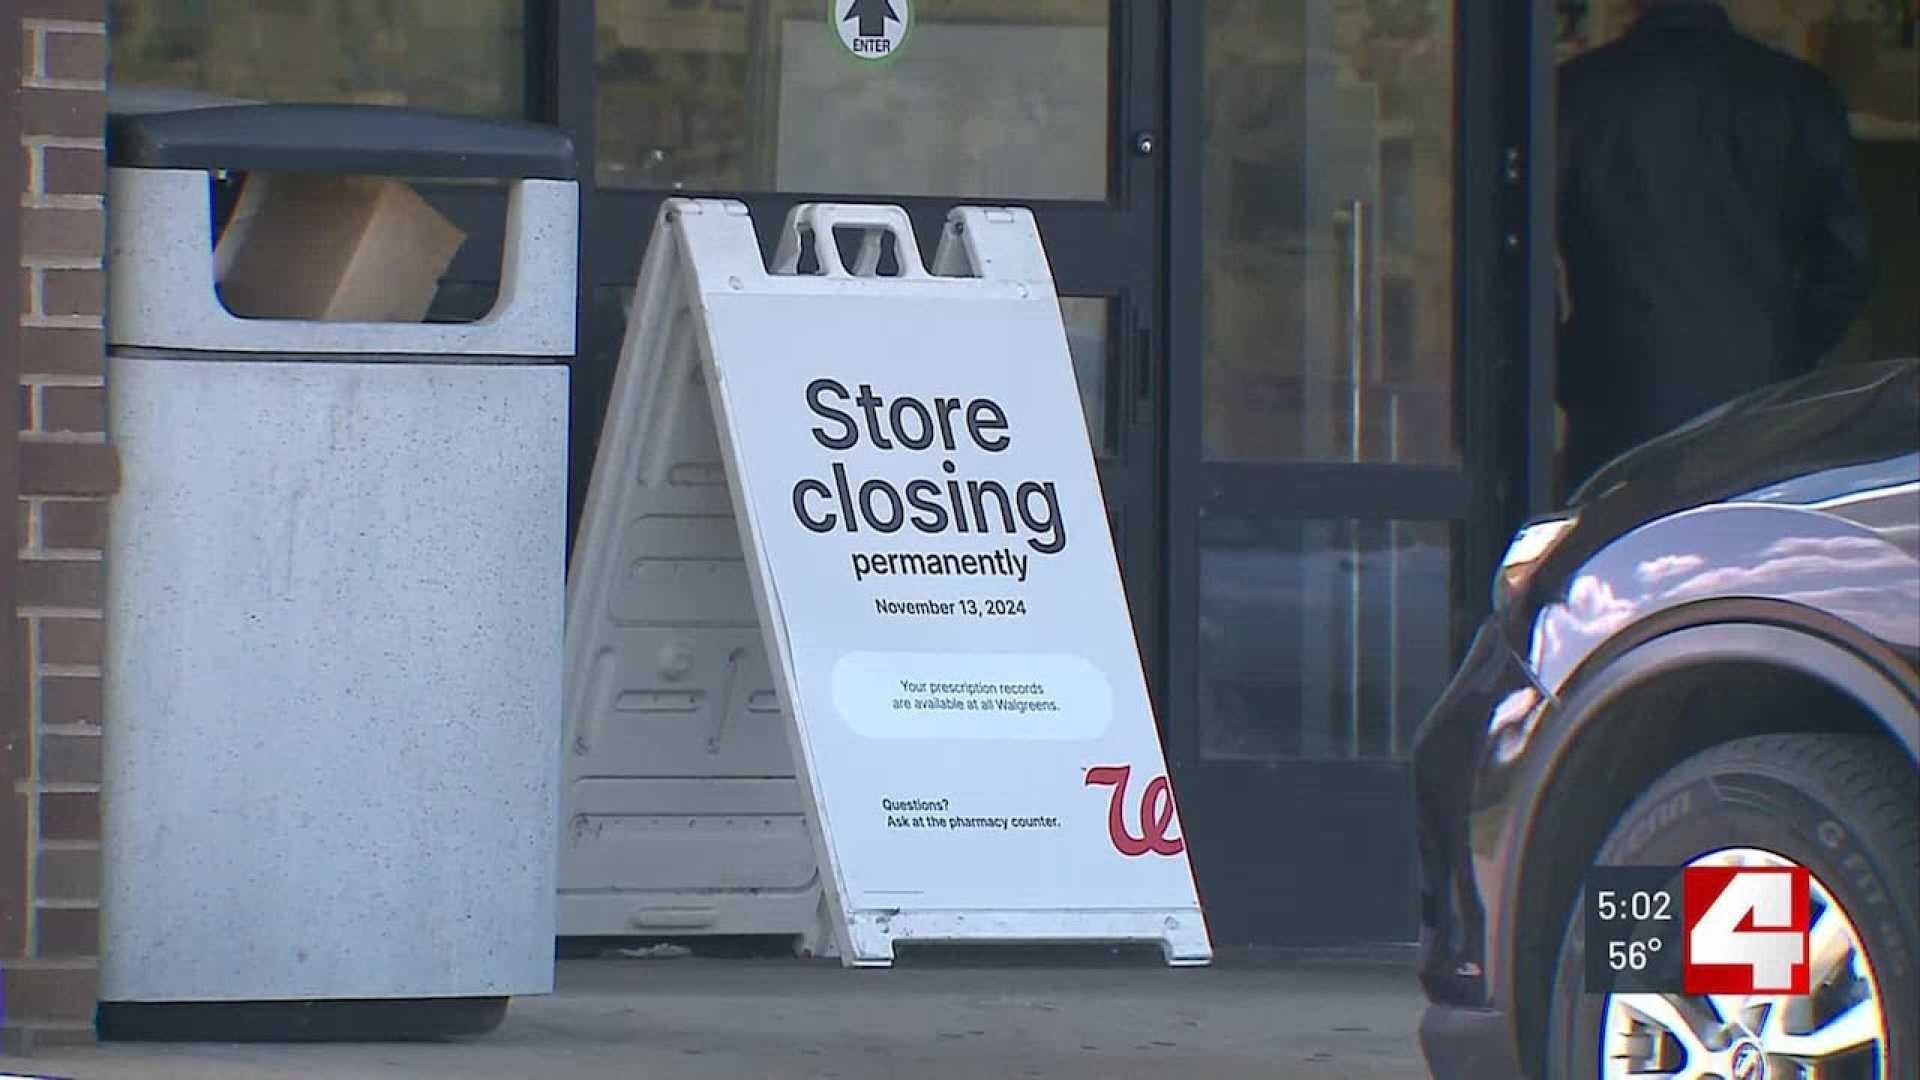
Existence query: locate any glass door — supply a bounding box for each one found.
[1166,0,1477,947]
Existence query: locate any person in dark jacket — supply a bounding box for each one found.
[1555,0,1876,491]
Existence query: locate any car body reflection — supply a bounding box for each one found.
[1413,358,1920,1078]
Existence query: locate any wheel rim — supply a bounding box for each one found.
[1600,847,1888,1079]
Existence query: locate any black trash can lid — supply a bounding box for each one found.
[107,103,576,181]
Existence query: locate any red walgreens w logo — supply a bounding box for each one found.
[1085,765,1185,857]
[1682,865,1811,995]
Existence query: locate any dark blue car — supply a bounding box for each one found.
[1414,359,1920,1079]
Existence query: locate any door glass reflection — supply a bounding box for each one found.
[577,287,1115,465]
[107,0,525,115]
[1060,297,1116,458]
[1199,1,1457,464]
[1198,516,1457,762]
[595,0,1111,199]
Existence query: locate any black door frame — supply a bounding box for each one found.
[1464,0,1559,541]
[472,0,1555,551]
[1520,0,1560,521]
[1158,0,1555,947]
[509,0,1172,700]
[470,0,1558,949]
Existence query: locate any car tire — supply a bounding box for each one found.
[1545,733,1918,1079]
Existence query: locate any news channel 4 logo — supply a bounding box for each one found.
[1584,863,1813,995]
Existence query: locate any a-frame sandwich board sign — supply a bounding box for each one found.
[566,198,1211,967]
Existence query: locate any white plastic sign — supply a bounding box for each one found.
[575,198,1210,966]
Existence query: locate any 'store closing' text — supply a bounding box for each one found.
[788,378,1069,582]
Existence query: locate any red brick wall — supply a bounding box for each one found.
[1,10,22,1052]
[6,0,115,1054]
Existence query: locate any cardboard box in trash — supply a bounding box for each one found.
[214,174,466,323]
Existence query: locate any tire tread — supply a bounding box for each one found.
[1663,734,1919,911]
[1549,731,1920,1080]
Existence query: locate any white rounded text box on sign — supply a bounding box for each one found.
[831,651,1113,741]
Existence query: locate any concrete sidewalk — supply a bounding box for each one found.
[5,956,1429,1079]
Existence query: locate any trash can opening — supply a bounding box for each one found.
[107,103,576,331]
[209,170,502,325]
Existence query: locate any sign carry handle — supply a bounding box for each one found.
[771,203,929,280]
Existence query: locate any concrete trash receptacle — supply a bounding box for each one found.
[97,104,576,1041]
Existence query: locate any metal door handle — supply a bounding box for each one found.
[1386,392,1403,755]
[1333,199,1372,757]
[1335,197,1369,465]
